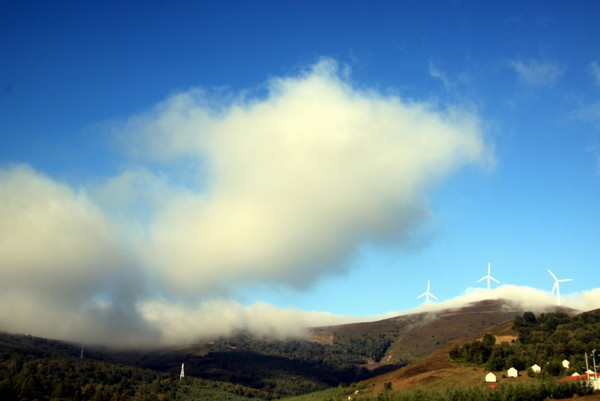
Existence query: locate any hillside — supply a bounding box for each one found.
[360,319,520,393]
[360,307,600,395]
[0,299,586,400]
[311,299,569,369]
[0,331,274,400]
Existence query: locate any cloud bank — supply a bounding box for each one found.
[0,59,491,345]
[407,285,600,316]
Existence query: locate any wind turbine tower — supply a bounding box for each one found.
[417,280,438,305]
[477,262,500,294]
[548,269,572,306]
[179,363,185,380]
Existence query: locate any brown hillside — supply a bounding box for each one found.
[360,304,583,393]
[311,299,539,369]
[360,317,523,392]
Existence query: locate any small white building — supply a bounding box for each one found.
[571,372,580,376]
[531,364,541,373]
[507,367,518,378]
[562,359,570,369]
[485,372,497,383]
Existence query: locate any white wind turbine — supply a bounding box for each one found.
[477,262,500,293]
[548,269,572,306]
[417,280,438,305]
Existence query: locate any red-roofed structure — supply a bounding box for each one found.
[559,373,598,382]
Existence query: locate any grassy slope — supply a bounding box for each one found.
[361,319,529,392]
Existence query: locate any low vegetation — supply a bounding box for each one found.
[354,381,593,401]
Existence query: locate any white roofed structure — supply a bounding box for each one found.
[485,372,497,382]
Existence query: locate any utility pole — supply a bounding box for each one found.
[592,350,597,380]
[586,352,589,373]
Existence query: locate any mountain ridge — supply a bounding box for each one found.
[0,298,587,400]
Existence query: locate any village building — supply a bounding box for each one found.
[531,364,541,373]
[560,372,599,390]
[507,367,518,378]
[485,372,497,383]
[562,359,570,369]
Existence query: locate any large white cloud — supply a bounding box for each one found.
[0,165,122,300]
[117,59,489,295]
[0,59,494,345]
[0,165,154,345]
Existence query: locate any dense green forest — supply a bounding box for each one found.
[0,332,280,400]
[0,329,397,400]
[449,309,600,375]
[93,330,400,398]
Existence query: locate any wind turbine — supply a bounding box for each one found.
[417,280,438,305]
[477,262,500,293]
[548,269,572,306]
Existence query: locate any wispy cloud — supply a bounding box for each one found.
[589,62,600,88]
[590,145,600,175]
[0,59,491,345]
[572,62,600,174]
[509,59,562,87]
[428,61,453,90]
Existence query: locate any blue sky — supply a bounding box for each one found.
[1,1,599,345]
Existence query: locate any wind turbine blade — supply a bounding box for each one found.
[548,269,558,281]
[559,278,573,282]
[430,293,439,300]
[551,282,558,294]
[488,263,491,275]
[417,293,426,299]
[490,277,500,284]
[477,276,486,283]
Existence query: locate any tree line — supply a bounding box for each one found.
[449,309,600,375]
